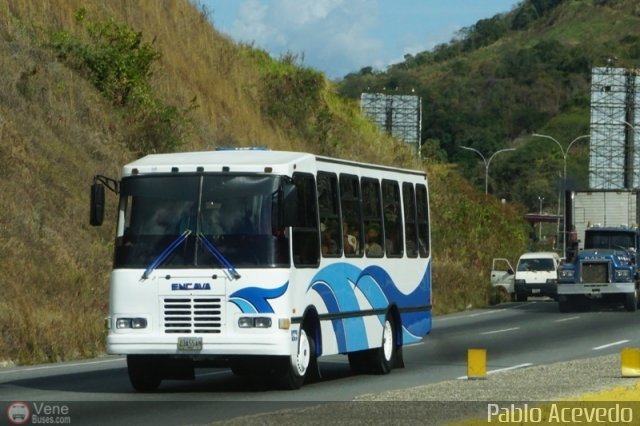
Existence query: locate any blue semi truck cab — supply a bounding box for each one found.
[557,226,640,312]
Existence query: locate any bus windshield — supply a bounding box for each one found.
[114,174,290,269]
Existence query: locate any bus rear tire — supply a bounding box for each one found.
[348,314,396,375]
[127,355,162,392]
[370,314,396,374]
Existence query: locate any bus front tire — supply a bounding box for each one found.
[127,355,162,392]
[280,328,315,390]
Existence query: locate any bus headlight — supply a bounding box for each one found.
[116,317,148,329]
[238,317,254,328]
[254,317,272,328]
[238,316,272,328]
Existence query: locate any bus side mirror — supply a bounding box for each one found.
[90,183,105,226]
[282,184,298,227]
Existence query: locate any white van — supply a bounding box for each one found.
[514,251,560,302]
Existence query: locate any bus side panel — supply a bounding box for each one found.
[399,260,432,344]
[291,259,431,356]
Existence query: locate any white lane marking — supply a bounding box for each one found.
[434,310,503,322]
[457,363,533,379]
[435,303,535,323]
[0,358,124,375]
[480,327,520,335]
[555,316,580,323]
[593,340,630,351]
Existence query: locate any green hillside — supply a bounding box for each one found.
[338,0,640,211]
[0,0,528,365]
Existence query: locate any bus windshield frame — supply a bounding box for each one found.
[113,173,290,269]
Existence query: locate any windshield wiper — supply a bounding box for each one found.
[142,230,192,280]
[197,232,241,280]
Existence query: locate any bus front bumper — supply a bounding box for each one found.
[107,332,293,356]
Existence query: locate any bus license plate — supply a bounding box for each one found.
[177,337,202,351]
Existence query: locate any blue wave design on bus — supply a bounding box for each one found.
[308,262,431,353]
[229,282,288,313]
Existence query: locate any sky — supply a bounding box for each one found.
[200,0,523,79]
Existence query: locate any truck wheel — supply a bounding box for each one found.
[624,291,638,312]
[516,293,527,302]
[558,297,572,313]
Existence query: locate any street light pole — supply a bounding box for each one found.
[531,133,590,257]
[460,146,516,194]
[538,196,544,241]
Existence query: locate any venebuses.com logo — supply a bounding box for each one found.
[6,402,30,424]
[6,401,71,424]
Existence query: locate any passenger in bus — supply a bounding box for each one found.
[343,221,359,255]
[365,226,383,256]
[321,223,338,255]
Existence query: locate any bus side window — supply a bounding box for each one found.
[361,178,384,258]
[403,182,418,258]
[416,184,430,257]
[340,174,363,257]
[382,179,403,257]
[292,173,320,267]
[317,172,342,257]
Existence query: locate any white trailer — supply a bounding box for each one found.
[566,190,639,250]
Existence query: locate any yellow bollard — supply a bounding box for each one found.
[621,348,640,377]
[467,348,487,380]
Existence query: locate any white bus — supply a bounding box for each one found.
[90,149,432,390]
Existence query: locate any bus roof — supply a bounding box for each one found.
[121,149,426,178]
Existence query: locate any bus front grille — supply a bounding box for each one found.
[163,297,223,334]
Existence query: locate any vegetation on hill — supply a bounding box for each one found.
[0,0,528,365]
[338,0,640,212]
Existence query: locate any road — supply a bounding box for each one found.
[1,300,639,424]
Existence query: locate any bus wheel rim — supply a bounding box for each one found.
[382,319,393,361]
[295,330,311,376]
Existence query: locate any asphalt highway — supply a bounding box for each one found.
[1,299,638,424]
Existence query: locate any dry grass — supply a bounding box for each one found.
[0,0,528,364]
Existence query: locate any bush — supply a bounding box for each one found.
[50,9,193,154]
